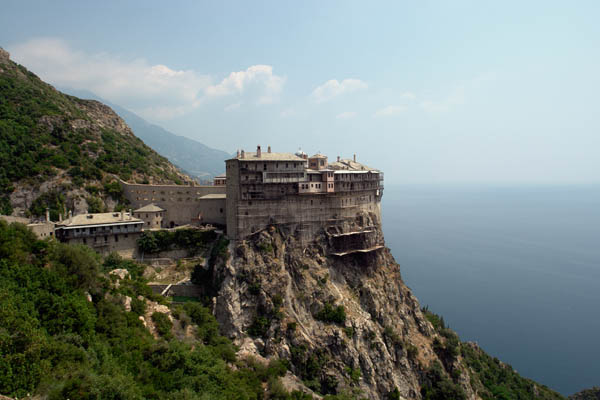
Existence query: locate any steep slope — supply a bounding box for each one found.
[0,48,192,218]
[60,88,230,180]
[197,211,565,400]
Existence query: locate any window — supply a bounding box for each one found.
[220,208,223,213]
[83,238,86,244]
[115,235,118,242]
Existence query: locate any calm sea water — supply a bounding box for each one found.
[381,184,600,396]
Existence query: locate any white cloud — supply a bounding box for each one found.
[374,105,407,117]
[336,111,357,119]
[205,65,285,104]
[8,38,285,120]
[311,78,367,103]
[400,91,416,100]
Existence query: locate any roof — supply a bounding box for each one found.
[214,173,226,178]
[200,193,227,200]
[57,212,142,227]
[230,152,305,162]
[328,159,378,172]
[134,203,165,213]
[309,153,327,159]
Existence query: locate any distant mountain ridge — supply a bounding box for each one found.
[60,89,230,180]
[0,47,192,218]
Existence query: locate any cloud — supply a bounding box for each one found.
[336,111,357,119]
[205,65,285,104]
[374,105,407,117]
[8,37,285,120]
[400,92,416,100]
[311,78,367,103]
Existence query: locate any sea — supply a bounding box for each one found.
[381,184,600,396]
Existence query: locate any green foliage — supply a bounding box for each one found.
[344,366,361,384]
[29,190,65,221]
[0,221,306,399]
[86,195,105,213]
[248,315,271,337]
[258,241,274,254]
[420,362,467,400]
[0,58,182,209]
[461,344,564,400]
[387,388,401,400]
[343,326,355,338]
[137,229,218,255]
[151,312,173,340]
[315,302,346,325]
[209,235,230,267]
[421,306,563,400]
[290,344,331,395]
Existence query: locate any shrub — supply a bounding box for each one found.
[151,312,173,340]
[315,302,346,325]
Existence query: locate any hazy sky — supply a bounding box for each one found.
[2,1,599,184]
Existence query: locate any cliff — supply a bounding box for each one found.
[199,210,564,399]
[0,47,192,219]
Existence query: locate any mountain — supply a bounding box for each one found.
[59,88,230,180]
[0,47,192,219]
[206,211,565,400]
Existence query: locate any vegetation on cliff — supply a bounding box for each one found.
[422,307,564,400]
[0,49,188,215]
[0,220,324,400]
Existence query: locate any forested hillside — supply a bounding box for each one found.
[0,47,191,217]
[0,220,326,400]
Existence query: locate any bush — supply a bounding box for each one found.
[151,312,173,340]
[315,302,346,325]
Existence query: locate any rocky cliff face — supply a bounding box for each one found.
[206,211,477,399]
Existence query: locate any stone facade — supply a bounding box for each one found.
[121,180,225,227]
[121,146,383,244]
[226,146,383,241]
[134,203,165,229]
[54,211,144,257]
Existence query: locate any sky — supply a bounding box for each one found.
[2,0,599,184]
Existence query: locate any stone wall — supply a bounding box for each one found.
[121,181,225,227]
[231,190,381,241]
[66,231,141,258]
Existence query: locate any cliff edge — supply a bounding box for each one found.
[199,210,563,399]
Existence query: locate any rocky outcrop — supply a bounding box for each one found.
[205,211,480,399]
[570,387,600,400]
[0,47,10,65]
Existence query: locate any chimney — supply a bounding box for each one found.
[45,208,50,222]
[257,145,262,158]
[268,145,271,153]
[241,149,245,158]
[68,210,72,219]
[236,149,240,158]
[59,213,63,222]
[121,210,125,221]
[337,156,340,162]
[129,209,133,220]
[353,154,356,162]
